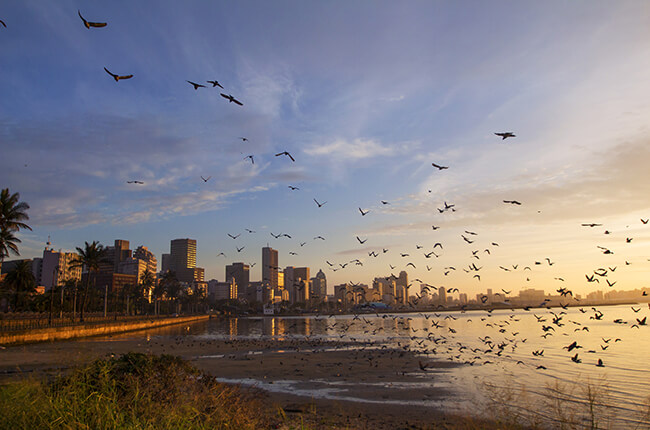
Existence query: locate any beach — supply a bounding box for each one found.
[0,326,486,429]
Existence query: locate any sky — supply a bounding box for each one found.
[2,1,650,297]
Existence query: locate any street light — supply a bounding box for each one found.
[48,265,60,326]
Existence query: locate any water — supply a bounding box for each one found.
[161,304,650,427]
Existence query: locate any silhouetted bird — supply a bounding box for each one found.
[275,151,295,161]
[0,19,6,28]
[359,208,369,216]
[78,10,106,28]
[104,67,133,82]
[495,132,516,140]
[313,199,326,208]
[126,180,144,184]
[187,80,206,90]
[220,93,243,105]
[207,80,224,89]
[432,163,448,170]
[244,155,254,164]
[503,200,521,205]
[288,186,299,190]
[200,176,211,182]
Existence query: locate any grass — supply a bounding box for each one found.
[0,352,277,429]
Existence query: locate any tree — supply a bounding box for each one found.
[70,241,107,322]
[159,270,181,314]
[0,227,21,266]
[2,260,36,311]
[0,188,31,268]
[137,269,155,315]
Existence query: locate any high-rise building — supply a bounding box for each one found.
[169,238,204,283]
[41,248,82,291]
[439,286,447,305]
[262,247,278,289]
[161,254,171,273]
[225,263,250,299]
[133,246,158,275]
[101,240,132,273]
[310,269,327,301]
[293,267,310,302]
[396,271,408,305]
[170,239,196,271]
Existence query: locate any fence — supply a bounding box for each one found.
[0,313,180,333]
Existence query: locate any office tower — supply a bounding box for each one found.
[439,286,447,304]
[169,238,204,283]
[170,239,196,271]
[161,254,171,273]
[133,246,158,275]
[311,269,327,301]
[293,267,310,302]
[262,247,278,289]
[396,270,408,304]
[226,262,250,299]
[99,240,132,273]
[41,248,82,291]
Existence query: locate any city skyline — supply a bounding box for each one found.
[2,2,650,298]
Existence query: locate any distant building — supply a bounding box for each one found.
[133,246,157,275]
[208,279,236,301]
[41,248,82,291]
[225,263,250,299]
[101,240,132,273]
[438,286,447,305]
[262,247,279,289]
[161,253,171,273]
[168,238,204,283]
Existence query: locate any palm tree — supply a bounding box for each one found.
[138,269,155,315]
[159,270,180,314]
[70,241,107,322]
[0,188,31,268]
[0,227,21,267]
[3,260,36,311]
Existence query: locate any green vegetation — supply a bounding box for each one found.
[0,187,31,267]
[0,353,274,430]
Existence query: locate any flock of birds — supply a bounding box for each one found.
[4,9,649,384]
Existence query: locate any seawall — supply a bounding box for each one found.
[0,315,210,346]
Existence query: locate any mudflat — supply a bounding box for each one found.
[0,323,490,429]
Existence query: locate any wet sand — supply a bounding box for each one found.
[0,325,489,429]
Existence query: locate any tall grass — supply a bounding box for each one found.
[478,375,650,429]
[0,353,275,429]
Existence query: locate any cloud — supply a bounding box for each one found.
[304,137,394,161]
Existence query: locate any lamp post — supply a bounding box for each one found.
[48,265,60,326]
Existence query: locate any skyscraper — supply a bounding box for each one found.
[262,247,278,289]
[225,262,250,299]
[169,238,203,283]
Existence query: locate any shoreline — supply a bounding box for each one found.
[0,326,483,429]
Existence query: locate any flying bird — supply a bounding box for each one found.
[200,176,211,183]
[236,246,245,253]
[104,67,133,82]
[227,233,240,239]
[503,200,522,205]
[431,163,448,170]
[495,132,516,140]
[381,200,390,205]
[275,151,295,162]
[356,236,367,244]
[0,19,6,28]
[78,10,106,28]
[207,80,224,89]
[288,186,299,190]
[126,180,144,184]
[581,223,602,227]
[187,80,206,90]
[244,155,254,164]
[314,199,327,208]
[220,93,243,105]
[359,208,369,216]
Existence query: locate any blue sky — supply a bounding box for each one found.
[2,1,650,296]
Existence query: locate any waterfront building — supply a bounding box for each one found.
[226,262,250,300]
[262,247,279,289]
[168,238,204,283]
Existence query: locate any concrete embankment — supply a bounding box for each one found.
[0,315,210,345]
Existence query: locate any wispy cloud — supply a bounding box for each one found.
[304,137,394,160]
